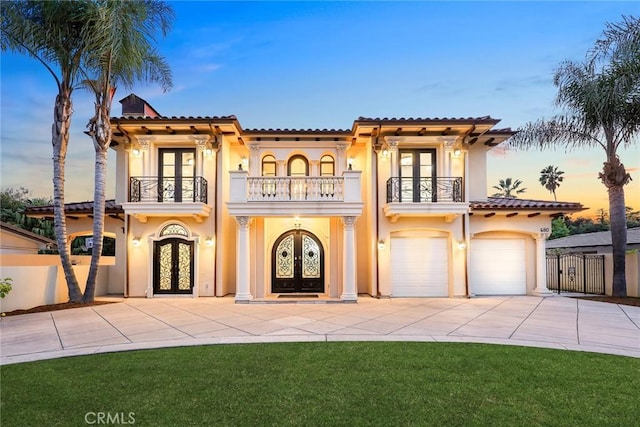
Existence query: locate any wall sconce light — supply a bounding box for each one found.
[453,148,461,158]
[132,148,142,157]
[132,237,141,247]
[205,237,215,247]
[347,157,354,170]
[204,148,214,158]
[381,149,389,158]
[458,241,467,250]
[378,240,385,250]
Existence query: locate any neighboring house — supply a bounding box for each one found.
[28,94,586,301]
[546,228,640,254]
[0,221,55,254]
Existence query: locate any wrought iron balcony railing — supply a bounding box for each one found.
[129,176,208,203]
[386,177,463,203]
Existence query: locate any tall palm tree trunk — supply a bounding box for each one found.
[52,90,82,302]
[600,154,630,297]
[608,184,628,297]
[83,95,112,303]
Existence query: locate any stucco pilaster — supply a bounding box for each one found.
[341,216,358,301]
[235,216,253,302]
[532,232,552,296]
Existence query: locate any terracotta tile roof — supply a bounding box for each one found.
[355,116,499,123]
[243,128,352,134]
[24,200,124,216]
[0,221,56,245]
[546,228,640,249]
[113,115,238,121]
[470,197,585,211]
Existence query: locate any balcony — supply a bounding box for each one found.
[227,170,363,217]
[383,177,468,222]
[122,176,211,223]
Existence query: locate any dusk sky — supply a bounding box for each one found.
[1,1,639,218]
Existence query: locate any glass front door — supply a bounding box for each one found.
[272,230,324,293]
[153,238,194,294]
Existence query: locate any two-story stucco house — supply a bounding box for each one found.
[31,94,586,301]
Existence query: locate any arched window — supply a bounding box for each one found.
[320,155,335,176]
[287,155,308,177]
[160,223,188,237]
[261,155,277,197]
[262,155,276,176]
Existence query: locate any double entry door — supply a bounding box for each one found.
[272,230,324,293]
[153,238,194,294]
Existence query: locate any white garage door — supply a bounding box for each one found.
[470,239,526,295]
[390,237,449,297]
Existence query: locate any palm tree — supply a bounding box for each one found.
[81,0,173,303]
[1,1,94,302]
[491,178,527,198]
[539,165,565,200]
[508,16,639,297]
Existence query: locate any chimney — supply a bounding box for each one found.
[119,93,161,118]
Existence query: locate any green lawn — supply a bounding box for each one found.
[1,342,639,426]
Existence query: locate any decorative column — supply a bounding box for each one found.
[341,216,358,302]
[386,139,399,178]
[248,144,261,176]
[532,232,552,296]
[336,143,348,175]
[235,216,253,302]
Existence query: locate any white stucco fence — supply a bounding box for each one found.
[0,255,113,312]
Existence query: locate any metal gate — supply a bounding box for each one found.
[546,254,605,294]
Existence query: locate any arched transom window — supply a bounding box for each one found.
[160,223,188,237]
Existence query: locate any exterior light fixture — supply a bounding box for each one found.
[132,237,141,247]
[205,237,215,247]
[381,149,389,158]
[132,148,142,157]
[294,216,301,230]
[458,241,467,250]
[204,148,214,158]
[453,148,461,158]
[347,157,354,170]
[378,240,385,250]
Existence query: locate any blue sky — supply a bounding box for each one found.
[1,1,639,216]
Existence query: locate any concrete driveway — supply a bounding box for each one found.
[1,295,639,365]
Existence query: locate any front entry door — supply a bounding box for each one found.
[153,238,194,294]
[272,230,324,293]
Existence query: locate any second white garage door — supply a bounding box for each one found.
[470,239,526,295]
[390,237,449,297]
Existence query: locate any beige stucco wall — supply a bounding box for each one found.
[603,251,640,297]
[468,145,488,200]
[0,255,111,312]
